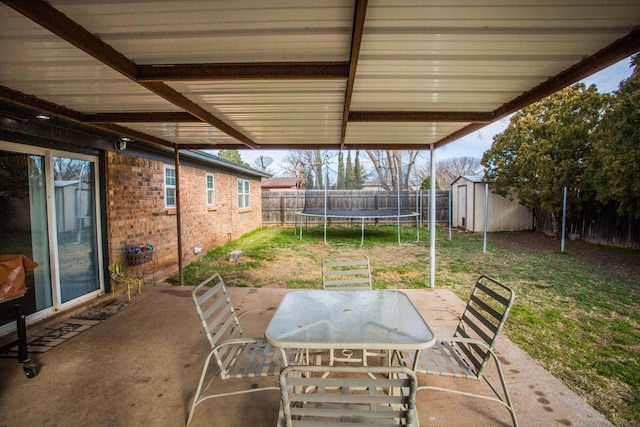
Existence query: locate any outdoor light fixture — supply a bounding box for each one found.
[115,137,132,151]
[35,114,50,120]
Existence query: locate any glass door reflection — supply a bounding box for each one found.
[54,157,99,303]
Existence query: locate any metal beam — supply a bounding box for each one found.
[340,0,367,149]
[0,85,175,148]
[138,62,350,81]
[84,112,200,123]
[349,111,492,123]
[435,27,640,149]
[491,28,640,122]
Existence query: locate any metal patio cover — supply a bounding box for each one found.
[1,0,639,152]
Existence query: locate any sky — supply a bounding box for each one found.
[236,55,635,177]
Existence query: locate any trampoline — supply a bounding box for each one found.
[294,189,421,246]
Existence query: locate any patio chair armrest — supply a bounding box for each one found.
[236,306,276,320]
[439,335,491,348]
[214,337,263,349]
[437,336,504,370]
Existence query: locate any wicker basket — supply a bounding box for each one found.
[126,250,153,265]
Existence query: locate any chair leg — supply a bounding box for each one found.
[415,346,519,427]
[187,349,281,425]
[187,350,217,426]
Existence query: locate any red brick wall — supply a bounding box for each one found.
[105,152,262,282]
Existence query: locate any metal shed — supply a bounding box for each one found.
[451,174,533,233]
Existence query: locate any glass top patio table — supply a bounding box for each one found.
[265,290,435,351]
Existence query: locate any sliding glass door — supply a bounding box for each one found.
[0,143,103,327]
[53,156,100,303]
[0,150,51,316]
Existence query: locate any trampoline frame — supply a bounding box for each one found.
[294,183,422,247]
[295,209,420,246]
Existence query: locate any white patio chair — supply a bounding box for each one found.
[320,255,382,366]
[321,255,372,290]
[394,275,519,426]
[187,273,301,425]
[277,365,419,426]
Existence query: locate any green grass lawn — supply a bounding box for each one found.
[170,225,640,427]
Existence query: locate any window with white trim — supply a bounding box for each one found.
[237,178,250,209]
[206,173,215,206]
[164,166,176,208]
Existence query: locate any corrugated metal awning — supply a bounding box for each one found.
[1,0,638,151]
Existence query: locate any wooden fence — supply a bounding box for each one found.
[262,190,450,226]
[537,202,640,248]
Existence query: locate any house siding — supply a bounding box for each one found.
[106,151,262,283]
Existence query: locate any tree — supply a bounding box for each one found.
[53,157,86,180]
[414,155,483,189]
[354,151,364,189]
[587,55,640,218]
[304,166,313,189]
[345,151,354,189]
[217,149,250,167]
[420,176,441,190]
[365,150,419,190]
[314,151,325,189]
[282,150,333,189]
[435,157,483,188]
[482,83,606,234]
[336,152,345,189]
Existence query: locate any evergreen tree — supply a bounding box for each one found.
[337,152,345,189]
[354,150,364,189]
[482,83,605,234]
[217,149,249,167]
[587,55,640,218]
[314,151,324,189]
[345,151,354,189]
[305,166,314,190]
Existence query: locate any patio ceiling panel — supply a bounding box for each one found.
[120,122,242,148]
[347,0,640,147]
[0,0,639,151]
[44,0,355,149]
[168,80,346,147]
[345,122,465,147]
[52,0,355,64]
[0,4,179,115]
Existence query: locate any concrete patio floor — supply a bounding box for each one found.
[0,283,612,427]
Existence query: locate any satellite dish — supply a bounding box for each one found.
[255,156,273,169]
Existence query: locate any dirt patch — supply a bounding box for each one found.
[489,231,640,283]
[222,230,640,289]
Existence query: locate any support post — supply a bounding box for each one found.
[323,165,329,245]
[395,155,401,244]
[483,183,489,254]
[448,188,452,241]
[175,146,184,286]
[429,145,436,288]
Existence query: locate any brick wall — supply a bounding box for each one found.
[105,152,262,283]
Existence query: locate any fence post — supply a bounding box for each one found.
[561,186,567,252]
[280,195,285,226]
